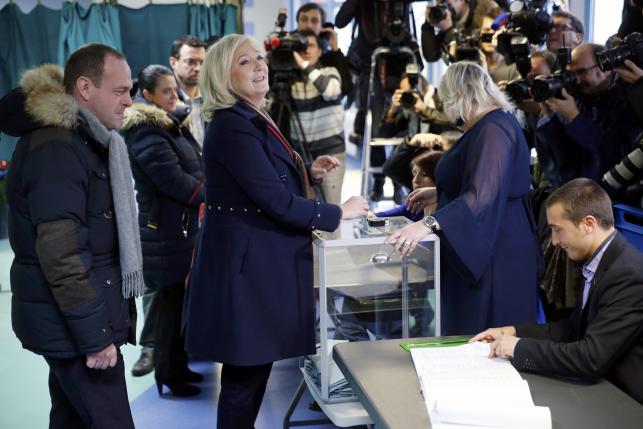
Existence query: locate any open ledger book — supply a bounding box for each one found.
[410,341,552,429]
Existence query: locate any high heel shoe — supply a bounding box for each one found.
[180,368,204,383]
[155,379,201,397]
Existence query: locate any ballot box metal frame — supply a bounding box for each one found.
[284,217,440,428]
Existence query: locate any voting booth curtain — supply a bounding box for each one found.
[0,1,240,159]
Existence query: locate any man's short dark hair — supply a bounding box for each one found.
[553,11,585,35]
[170,35,207,59]
[63,44,125,94]
[296,2,326,23]
[545,178,614,228]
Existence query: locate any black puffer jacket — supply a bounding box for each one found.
[121,100,204,288]
[0,65,135,358]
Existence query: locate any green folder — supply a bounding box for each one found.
[400,337,471,352]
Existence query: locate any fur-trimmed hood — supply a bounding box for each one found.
[121,101,175,131]
[0,64,78,137]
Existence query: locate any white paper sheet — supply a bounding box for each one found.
[410,342,552,429]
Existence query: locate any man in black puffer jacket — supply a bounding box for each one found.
[0,45,139,428]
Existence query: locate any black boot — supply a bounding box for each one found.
[155,379,201,397]
[179,367,204,383]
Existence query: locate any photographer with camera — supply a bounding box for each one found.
[421,0,502,64]
[290,29,346,204]
[536,43,642,184]
[296,3,353,98]
[546,10,584,54]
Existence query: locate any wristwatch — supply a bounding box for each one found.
[423,215,439,234]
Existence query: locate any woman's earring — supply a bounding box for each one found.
[455,115,464,127]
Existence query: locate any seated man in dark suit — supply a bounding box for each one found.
[470,178,643,404]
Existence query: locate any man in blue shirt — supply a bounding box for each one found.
[471,178,643,404]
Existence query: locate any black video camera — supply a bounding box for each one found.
[531,47,576,102]
[596,32,643,72]
[451,31,494,63]
[496,0,553,71]
[264,9,308,74]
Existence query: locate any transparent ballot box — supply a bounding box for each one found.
[303,216,440,404]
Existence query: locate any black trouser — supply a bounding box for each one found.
[217,362,273,429]
[154,283,189,380]
[45,349,134,429]
[139,285,158,349]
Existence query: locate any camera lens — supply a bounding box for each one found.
[506,79,532,102]
[596,45,631,72]
[531,72,576,102]
[400,91,416,109]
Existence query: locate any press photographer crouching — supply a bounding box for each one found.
[535,43,642,184]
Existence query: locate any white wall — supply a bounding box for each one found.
[243,0,290,41]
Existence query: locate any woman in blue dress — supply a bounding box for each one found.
[387,61,541,335]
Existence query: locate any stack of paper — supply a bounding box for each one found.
[303,339,356,403]
[410,341,551,429]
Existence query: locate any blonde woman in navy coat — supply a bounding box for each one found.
[182,34,368,428]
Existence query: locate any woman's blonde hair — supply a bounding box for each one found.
[200,34,263,121]
[438,61,514,124]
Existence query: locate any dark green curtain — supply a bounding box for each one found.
[118,4,190,78]
[188,3,239,43]
[57,2,122,65]
[189,4,221,42]
[0,3,60,162]
[221,3,238,35]
[1,1,240,160]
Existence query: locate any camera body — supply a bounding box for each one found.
[596,32,643,72]
[530,47,576,102]
[264,9,308,74]
[451,31,493,63]
[496,0,552,74]
[400,63,420,110]
[531,70,576,101]
[506,77,534,103]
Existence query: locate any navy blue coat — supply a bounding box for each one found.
[183,101,342,366]
[122,101,204,288]
[433,110,541,335]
